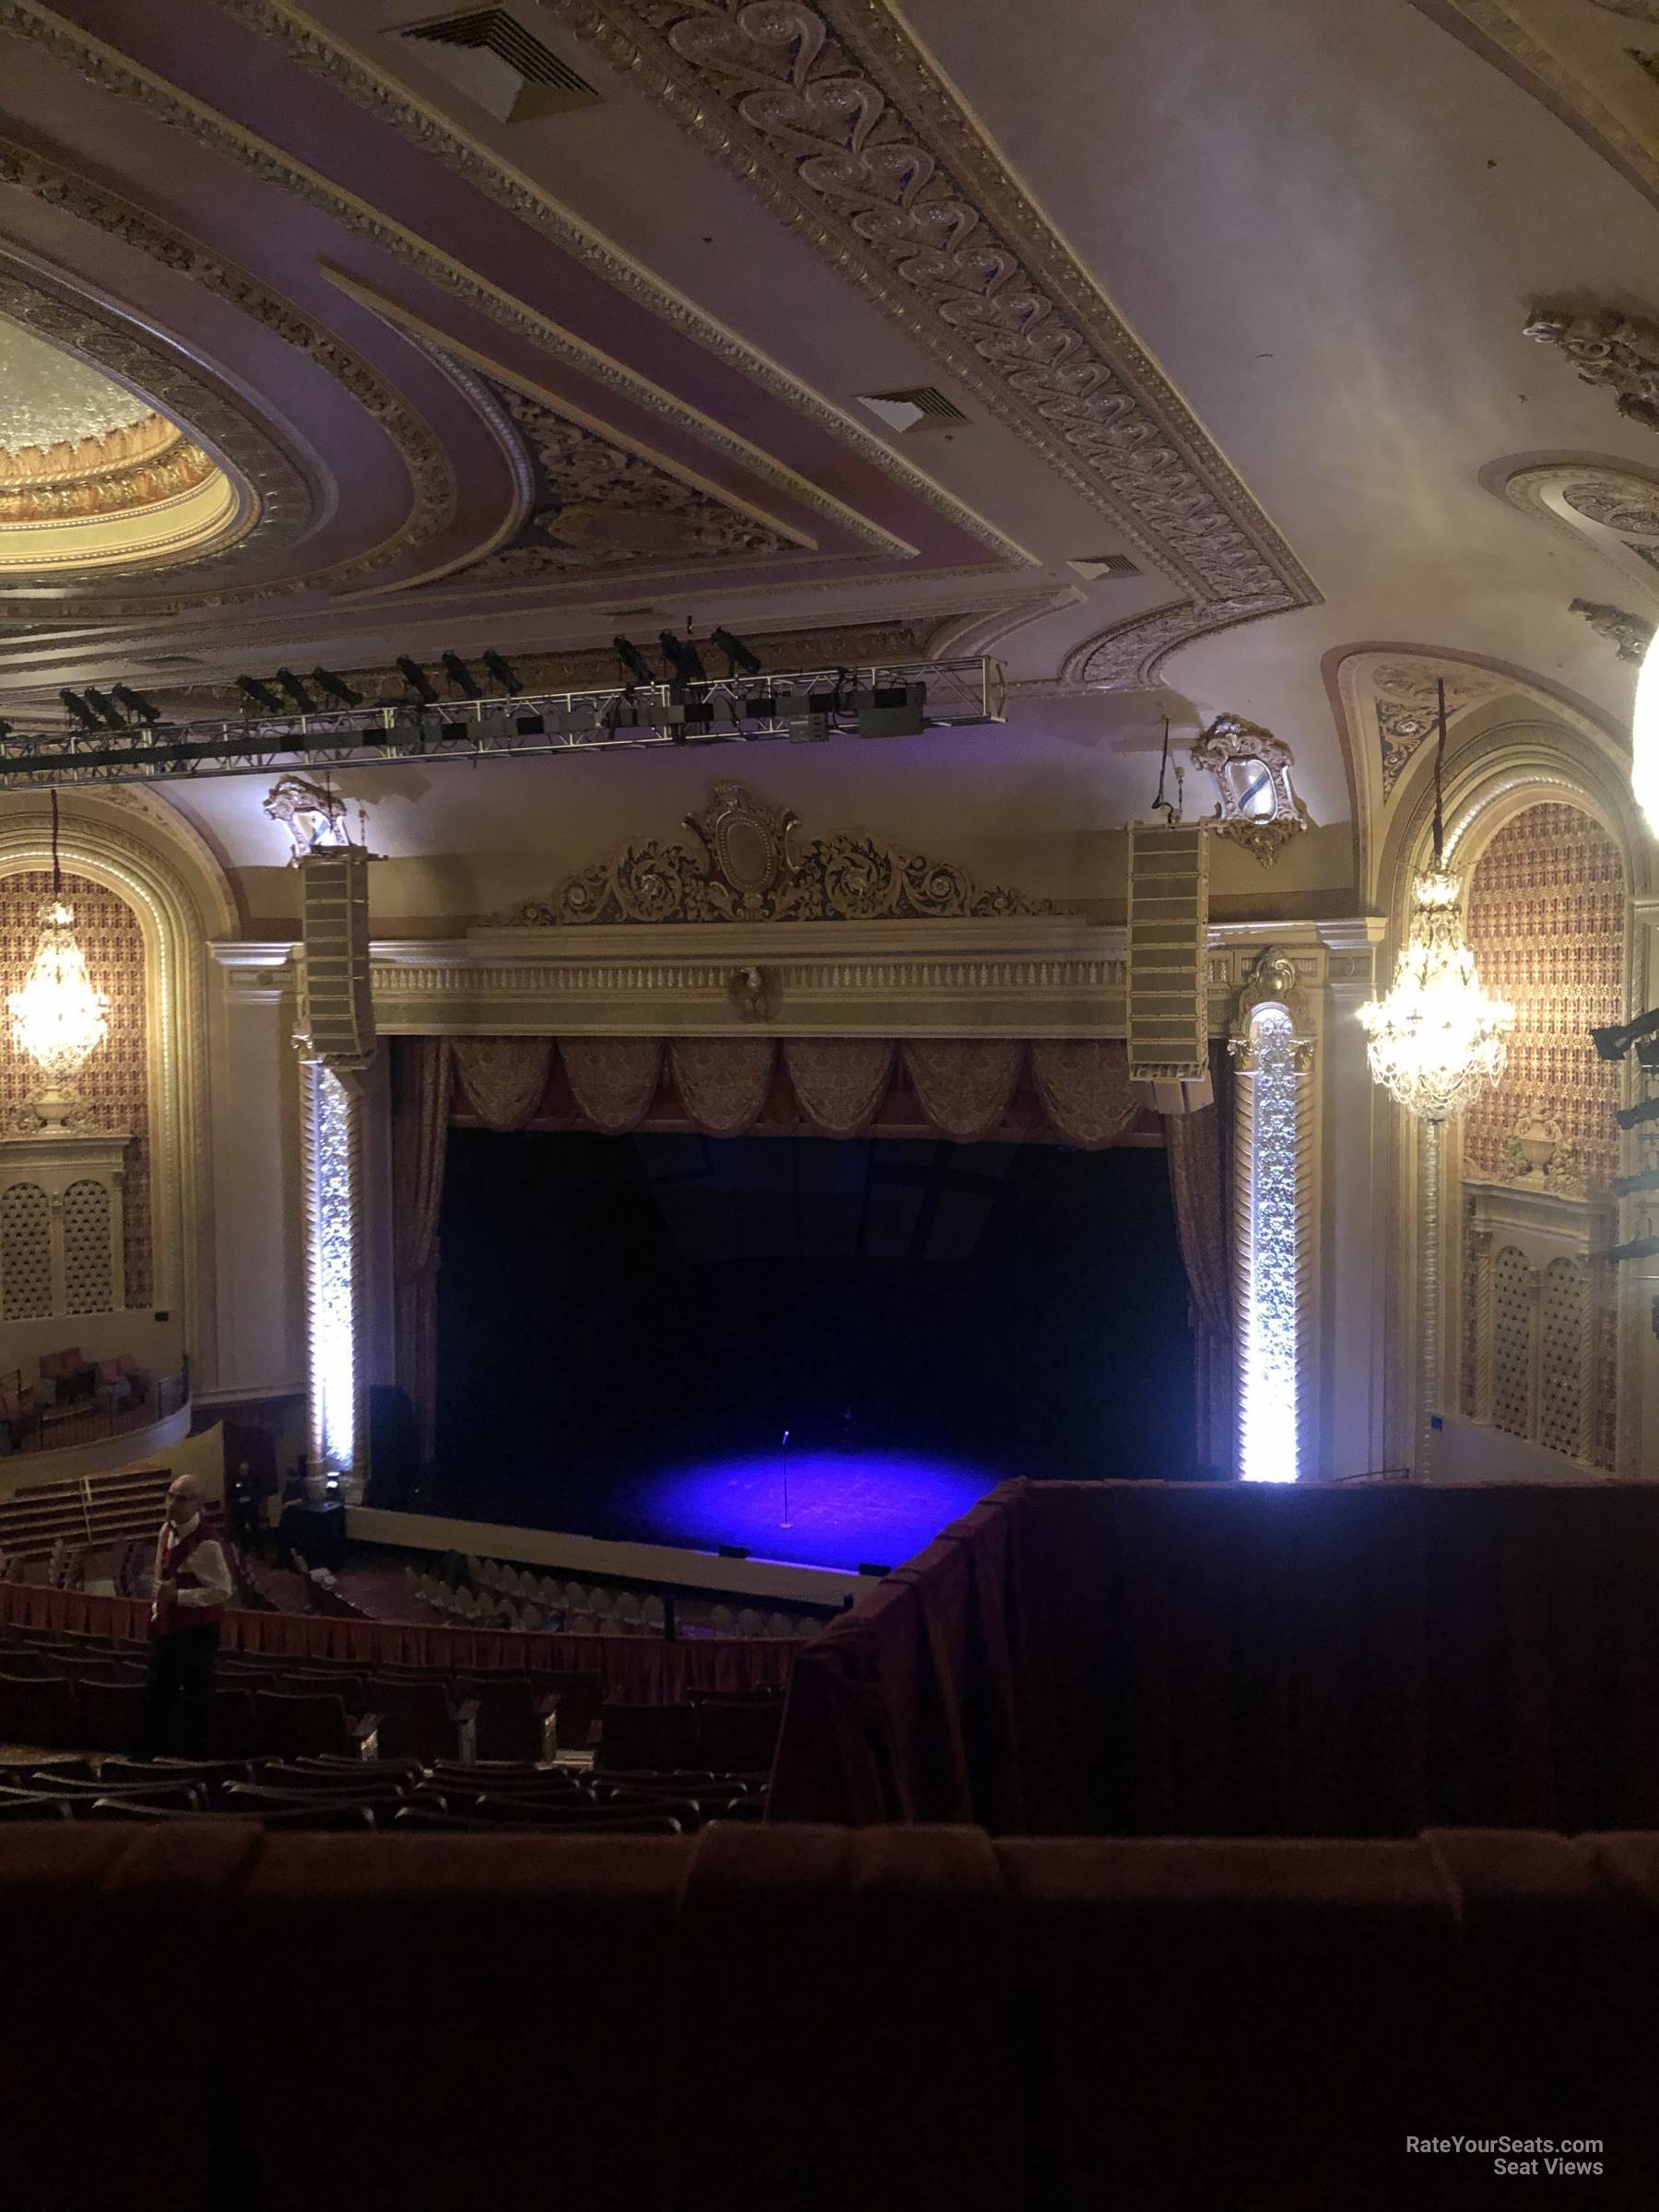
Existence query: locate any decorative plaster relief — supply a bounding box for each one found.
[488,782,1063,924]
[1571,596,1654,663]
[536,0,1318,680]
[1525,303,1659,432]
[1497,459,1659,607]
[1190,713,1311,866]
[1371,660,1500,794]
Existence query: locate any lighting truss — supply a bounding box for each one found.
[0,657,1006,791]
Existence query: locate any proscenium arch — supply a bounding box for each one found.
[0,792,234,1385]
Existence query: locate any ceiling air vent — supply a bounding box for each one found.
[1067,553,1140,582]
[394,8,601,122]
[856,386,968,434]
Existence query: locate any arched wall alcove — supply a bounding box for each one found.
[0,792,235,1394]
[1371,704,1654,1480]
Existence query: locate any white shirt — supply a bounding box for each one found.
[151,1511,234,1618]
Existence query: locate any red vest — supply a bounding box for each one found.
[153,1519,224,1637]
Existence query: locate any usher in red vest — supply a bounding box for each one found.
[152,1520,223,1638]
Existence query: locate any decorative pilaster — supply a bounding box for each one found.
[298,1058,364,1479]
[1230,951,1315,1481]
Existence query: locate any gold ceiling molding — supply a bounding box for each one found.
[0,260,307,602]
[0,6,953,564]
[455,370,806,581]
[539,0,1317,668]
[1490,455,1659,607]
[213,0,1031,567]
[0,135,454,598]
[487,781,1062,925]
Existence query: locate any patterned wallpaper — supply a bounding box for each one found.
[0,869,150,1303]
[1461,802,1626,1189]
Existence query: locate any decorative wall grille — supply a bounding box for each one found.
[1,1180,52,1320]
[1489,1244,1533,1440]
[61,1178,112,1315]
[1537,1257,1586,1460]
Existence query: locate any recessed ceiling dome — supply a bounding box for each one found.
[0,317,248,574]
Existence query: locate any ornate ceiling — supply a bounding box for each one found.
[0,0,1653,915]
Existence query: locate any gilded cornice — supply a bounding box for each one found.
[0,256,310,604]
[0,134,453,599]
[539,0,1319,675]
[214,0,1033,566]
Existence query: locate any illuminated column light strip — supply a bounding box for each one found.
[1232,993,1311,1484]
[300,1057,360,1475]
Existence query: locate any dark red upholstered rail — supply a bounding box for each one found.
[770,1477,1659,1833]
[2,1820,1653,2210]
[0,1580,796,1700]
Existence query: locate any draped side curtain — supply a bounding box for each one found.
[390,1038,450,1466]
[1163,1043,1235,1474]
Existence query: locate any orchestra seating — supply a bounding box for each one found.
[0,1819,1652,2209]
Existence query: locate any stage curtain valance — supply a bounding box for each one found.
[670,1037,777,1137]
[559,1036,663,1133]
[451,1037,554,1132]
[447,1035,1151,1150]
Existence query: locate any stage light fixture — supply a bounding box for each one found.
[482,649,524,696]
[1592,1009,1659,1063]
[441,651,480,700]
[61,689,103,734]
[276,667,318,715]
[613,634,655,688]
[1602,1232,1659,1265]
[711,626,762,677]
[397,656,439,705]
[81,688,127,732]
[1612,1163,1659,1199]
[1615,1091,1659,1132]
[659,630,706,684]
[854,681,927,737]
[0,719,12,741]
[311,666,363,709]
[110,684,161,726]
[237,675,285,714]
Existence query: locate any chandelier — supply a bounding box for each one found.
[1359,680,1513,1123]
[7,790,110,1125]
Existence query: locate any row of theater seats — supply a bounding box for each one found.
[4,1820,1651,2210]
[0,1754,771,1833]
[413,1559,821,1639]
[0,1621,784,1771]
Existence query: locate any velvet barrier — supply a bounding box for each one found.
[0,1583,795,1699]
[769,1477,1659,1835]
[4,1822,1656,2210]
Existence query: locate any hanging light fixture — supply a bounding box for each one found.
[7,790,111,1130]
[1359,680,1513,1124]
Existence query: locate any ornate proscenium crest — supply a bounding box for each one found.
[264,774,355,860]
[488,783,1063,925]
[1189,713,1310,866]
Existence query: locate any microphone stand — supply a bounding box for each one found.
[781,1430,792,1529]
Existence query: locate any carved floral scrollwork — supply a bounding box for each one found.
[1228,950,1314,1072]
[490,783,1061,924]
[1189,712,1310,867]
[1525,301,1659,433]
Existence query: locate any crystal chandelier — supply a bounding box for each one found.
[7,790,110,1127]
[1359,680,1513,1124]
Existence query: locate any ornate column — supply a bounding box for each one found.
[1229,952,1316,1481]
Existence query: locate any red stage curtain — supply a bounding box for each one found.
[0,1582,795,1699]
[391,1037,451,1465]
[769,1477,1659,1838]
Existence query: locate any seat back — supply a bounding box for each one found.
[595,1701,699,1774]
[364,1677,453,1762]
[253,1688,352,1760]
